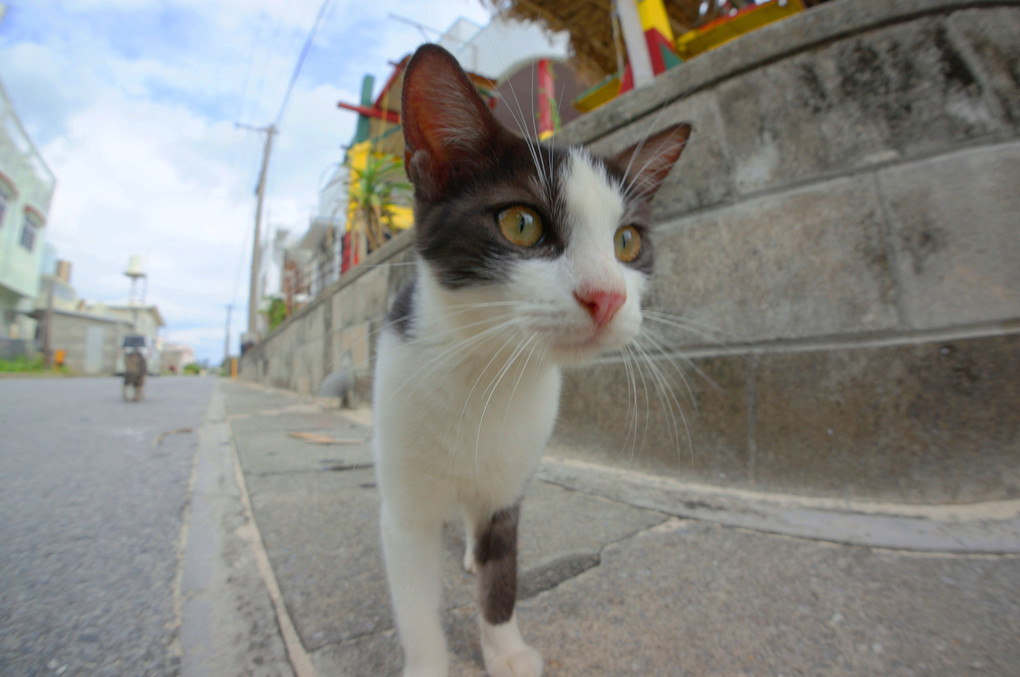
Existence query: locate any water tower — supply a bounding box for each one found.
[124,255,147,331]
[124,255,147,306]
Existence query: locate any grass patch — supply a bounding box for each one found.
[0,356,69,373]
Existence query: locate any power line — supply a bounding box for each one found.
[233,0,333,343]
[275,0,334,126]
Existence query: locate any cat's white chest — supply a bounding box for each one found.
[373,328,562,513]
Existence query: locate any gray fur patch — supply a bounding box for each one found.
[386,279,416,340]
[475,504,520,625]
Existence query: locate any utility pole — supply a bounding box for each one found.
[232,0,329,345]
[236,123,277,338]
[223,304,232,365]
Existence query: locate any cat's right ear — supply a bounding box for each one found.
[401,44,499,200]
[611,123,692,201]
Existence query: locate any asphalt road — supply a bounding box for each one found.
[0,375,215,676]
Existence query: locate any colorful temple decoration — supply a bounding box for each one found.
[575,0,682,112]
[675,0,804,60]
[575,0,803,113]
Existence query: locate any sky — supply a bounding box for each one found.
[0,0,492,364]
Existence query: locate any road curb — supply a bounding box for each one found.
[538,456,1020,554]
[177,383,299,676]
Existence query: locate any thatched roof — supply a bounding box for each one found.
[484,0,727,79]
[486,1,827,80]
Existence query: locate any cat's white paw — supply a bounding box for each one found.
[483,646,543,677]
[463,546,477,574]
[480,611,541,677]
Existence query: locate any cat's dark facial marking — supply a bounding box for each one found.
[399,44,687,294]
[408,138,573,288]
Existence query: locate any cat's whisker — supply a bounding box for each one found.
[442,300,520,309]
[499,64,549,189]
[639,314,732,393]
[385,318,519,405]
[332,298,535,378]
[402,325,528,397]
[527,63,553,191]
[323,300,522,371]
[472,333,538,477]
[633,330,702,407]
[642,310,733,351]
[498,335,543,442]
[619,141,690,205]
[619,345,648,466]
[620,344,652,464]
[453,329,527,467]
[623,344,656,466]
[616,344,636,462]
[474,37,553,192]
[616,97,691,200]
[411,310,519,346]
[618,345,645,465]
[476,333,537,431]
[637,326,722,397]
[631,340,695,470]
[642,308,726,332]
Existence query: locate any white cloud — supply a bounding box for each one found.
[0,0,495,362]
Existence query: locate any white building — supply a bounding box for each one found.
[0,77,56,342]
[437,15,571,81]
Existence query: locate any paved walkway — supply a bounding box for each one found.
[212,379,1020,676]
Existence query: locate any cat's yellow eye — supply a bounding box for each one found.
[497,206,543,247]
[615,226,641,262]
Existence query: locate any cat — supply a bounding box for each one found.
[122,350,146,402]
[372,43,690,677]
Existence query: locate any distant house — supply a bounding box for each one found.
[161,343,195,373]
[44,309,133,374]
[32,266,135,373]
[0,77,56,343]
[35,260,79,313]
[105,304,166,349]
[29,259,169,374]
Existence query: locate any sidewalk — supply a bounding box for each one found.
[217,379,1020,676]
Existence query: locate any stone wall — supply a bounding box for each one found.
[240,236,415,396]
[243,0,1020,503]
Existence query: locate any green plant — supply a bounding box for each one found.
[183,362,202,375]
[267,297,287,331]
[0,355,45,372]
[347,153,411,253]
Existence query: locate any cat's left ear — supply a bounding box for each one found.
[611,123,692,200]
[401,44,500,200]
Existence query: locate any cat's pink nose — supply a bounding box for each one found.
[574,289,626,329]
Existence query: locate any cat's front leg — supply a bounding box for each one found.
[475,505,542,677]
[380,506,449,677]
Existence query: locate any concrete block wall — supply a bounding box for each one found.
[243,0,1019,503]
[241,237,415,396]
[551,0,1020,503]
